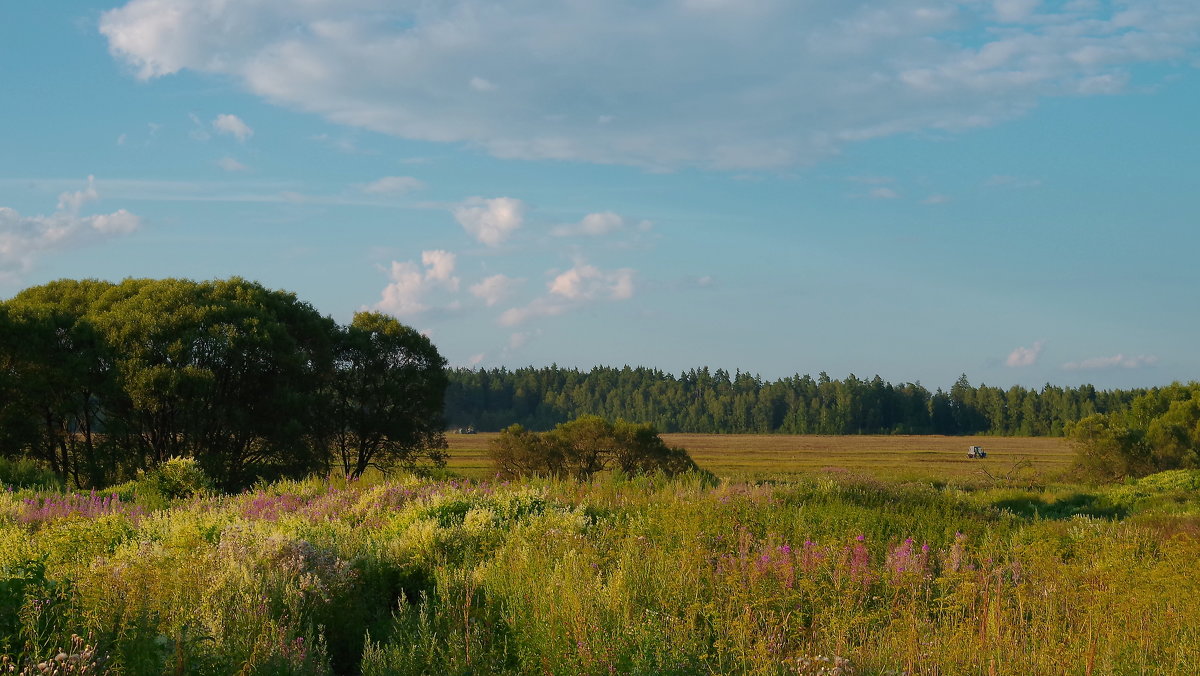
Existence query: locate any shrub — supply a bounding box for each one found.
[488,416,698,480]
[140,457,214,500]
[0,459,62,492]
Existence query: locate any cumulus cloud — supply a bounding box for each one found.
[499,262,635,327]
[551,211,625,237]
[548,264,635,301]
[374,249,460,316]
[1062,354,1159,370]
[421,250,459,290]
[497,296,572,327]
[1006,340,1045,367]
[212,114,253,141]
[216,156,248,172]
[0,176,140,280]
[100,1,1200,170]
[922,194,951,205]
[469,274,521,307]
[361,176,425,194]
[453,197,524,247]
[868,187,900,200]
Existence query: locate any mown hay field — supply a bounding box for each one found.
[446,433,1073,482]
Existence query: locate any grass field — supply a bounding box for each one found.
[445,433,1074,483]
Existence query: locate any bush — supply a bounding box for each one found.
[488,416,699,480]
[0,458,62,491]
[141,457,214,500]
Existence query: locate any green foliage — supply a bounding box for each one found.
[489,416,698,480]
[0,278,449,491]
[1069,382,1200,479]
[4,467,1200,674]
[329,312,449,479]
[0,458,63,491]
[139,457,214,500]
[446,366,1143,436]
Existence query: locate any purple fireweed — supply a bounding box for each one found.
[885,537,930,578]
[19,491,145,524]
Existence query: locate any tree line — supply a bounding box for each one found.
[0,278,448,490]
[446,366,1148,436]
[1070,382,1200,478]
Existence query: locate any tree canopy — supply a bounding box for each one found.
[1069,382,1200,479]
[489,415,698,480]
[0,278,448,489]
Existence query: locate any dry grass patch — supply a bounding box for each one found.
[445,433,1072,483]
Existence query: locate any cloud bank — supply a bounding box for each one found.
[1062,354,1159,371]
[100,0,1200,170]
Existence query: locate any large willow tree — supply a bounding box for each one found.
[0,278,448,489]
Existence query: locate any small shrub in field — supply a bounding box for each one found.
[139,457,214,500]
[0,459,61,492]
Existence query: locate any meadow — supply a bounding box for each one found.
[2,439,1198,675]
[446,433,1074,483]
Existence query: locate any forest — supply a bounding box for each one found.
[445,366,1147,436]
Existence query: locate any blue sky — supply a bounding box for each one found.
[2,0,1197,390]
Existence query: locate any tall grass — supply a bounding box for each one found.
[1,470,1198,674]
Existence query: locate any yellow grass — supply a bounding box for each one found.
[444,433,1074,483]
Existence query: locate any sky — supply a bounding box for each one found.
[1,0,1198,391]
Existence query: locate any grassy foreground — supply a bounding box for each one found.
[3,461,1200,675]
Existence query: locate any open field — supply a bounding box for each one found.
[445,433,1074,482]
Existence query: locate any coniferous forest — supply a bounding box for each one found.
[445,366,1146,436]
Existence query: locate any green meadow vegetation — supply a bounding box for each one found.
[2,460,1199,674]
[3,278,1200,674]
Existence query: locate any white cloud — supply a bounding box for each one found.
[217,156,248,172]
[374,249,460,316]
[508,330,538,350]
[421,249,459,290]
[361,176,425,194]
[1006,340,1045,367]
[551,211,625,237]
[466,353,486,367]
[1062,354,1159,370]
[469,274,521,307]
[499,262,635,326]
[100,1,1200,170]
[0,176,140,280]
[922,194,951,205]
[469,76,497,92]
[868,187,900,200]
[548,264,634,301]
[498,296,572,327]
[453,197,524,247]
[994,0,1040,23]
[212,113,253,142]
[375,261,428,316]
[57,177,99,213]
